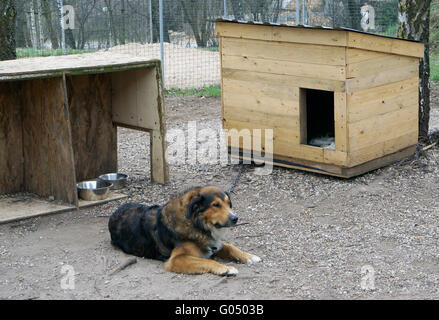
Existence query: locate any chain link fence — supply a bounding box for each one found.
[16,0,402,89]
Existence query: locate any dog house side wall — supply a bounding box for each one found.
[66,73,117,182]
[21,77,78,204]
[218,22,349,167]
[344,43,421,167]
[0,82,24,194]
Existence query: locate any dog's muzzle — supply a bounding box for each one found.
[229,212,238,225]
[214,212,238,228]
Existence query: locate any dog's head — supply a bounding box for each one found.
[185,186,237,230]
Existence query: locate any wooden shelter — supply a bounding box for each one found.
[216,19,424,178]
[0,53,169,223]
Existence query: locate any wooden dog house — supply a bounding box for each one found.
[0,53,169,223]
[216,19,424,178]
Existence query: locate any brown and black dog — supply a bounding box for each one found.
[108,186,261,276]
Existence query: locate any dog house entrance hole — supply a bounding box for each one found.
[300,88,335,150]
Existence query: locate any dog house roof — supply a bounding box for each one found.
[0,52,161,81]
[215,18,424,58]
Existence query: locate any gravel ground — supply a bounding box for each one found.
[0,86,439,300]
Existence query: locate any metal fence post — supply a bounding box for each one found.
[302,0,307,25]
[224,0,227,18]
[159,0,165,88]
[149,0,153,44]
[296,0,300,25]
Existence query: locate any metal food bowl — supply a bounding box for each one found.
[98,173,128,190]
[76,180,113,201]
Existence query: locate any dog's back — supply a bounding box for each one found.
[108,202,168,260]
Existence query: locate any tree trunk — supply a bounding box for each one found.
[151,0,170,43]
[29,0,40,49]
[0,0,17,60]
[36,0,45,49]
[41,0,59,49]
[14,0,27,48]
[398,0,431,141]
[104,0,118,46]
[230,0,245,20]
[181,0,212,47]
[120,0,126,45]
[65,28,76,49]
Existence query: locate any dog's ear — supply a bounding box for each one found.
[186,195,204,219]
[225,191,232,209]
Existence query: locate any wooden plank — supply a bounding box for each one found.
[21,78,77,205]
[348,136,417,167]
[347,55,419,78]
[112,67,161,131]
[0,192,128,224]
[383,130,418,155]
[0,52,161,80]
[347,77,418,107]
[323,149,348,166]
[223,108,299,138]
[150,64,169,184]
[0,196,75,225]
[150,129,169,184]
[224,122,325,162]
[223,118,300,145]
[348,79,419,123]
[220,36,226,126]
[345,60,419,93]
[113,66,169,184]
[223,89,299,117]
[299,88,307,145]
[222,77,299,102]
[334,92,348,152]
[66,74,117,182]
[390,38,424,58]
[229,147,344,176]
[347,32,392,55]
[348,107,418,152]
[343,145,416,177]
[347,31,424,58]
[222,68,346,92]
[222,54,346,81]
[222,37,346,66]
[216,22,348,47]
[346,48,390,65]
[0,82,23,194]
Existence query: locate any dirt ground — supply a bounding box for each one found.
[1,85,439,300]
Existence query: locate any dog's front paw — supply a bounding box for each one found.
[246,254,261,265]
[215,265,239,276]
[225,266,239,276]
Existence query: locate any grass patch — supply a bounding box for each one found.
[382,24,399,37]
[165,84,221,97]
[431,53,439,82]
[16,47,96,58]
[198,46,219,52]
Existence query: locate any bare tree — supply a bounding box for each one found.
[398,0,432,140]
[41,0,59,49]
[181,0,209,47]
[0,0,17,60]
[229,0,282,22]
[76,0,98,49]
[104,0,118,45]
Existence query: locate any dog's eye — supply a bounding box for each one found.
[213,203,221,208]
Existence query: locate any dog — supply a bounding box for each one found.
[108,185,261,276]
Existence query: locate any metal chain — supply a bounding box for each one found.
[228,164,245,194]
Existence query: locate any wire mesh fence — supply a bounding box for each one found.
[15,0,402,89]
